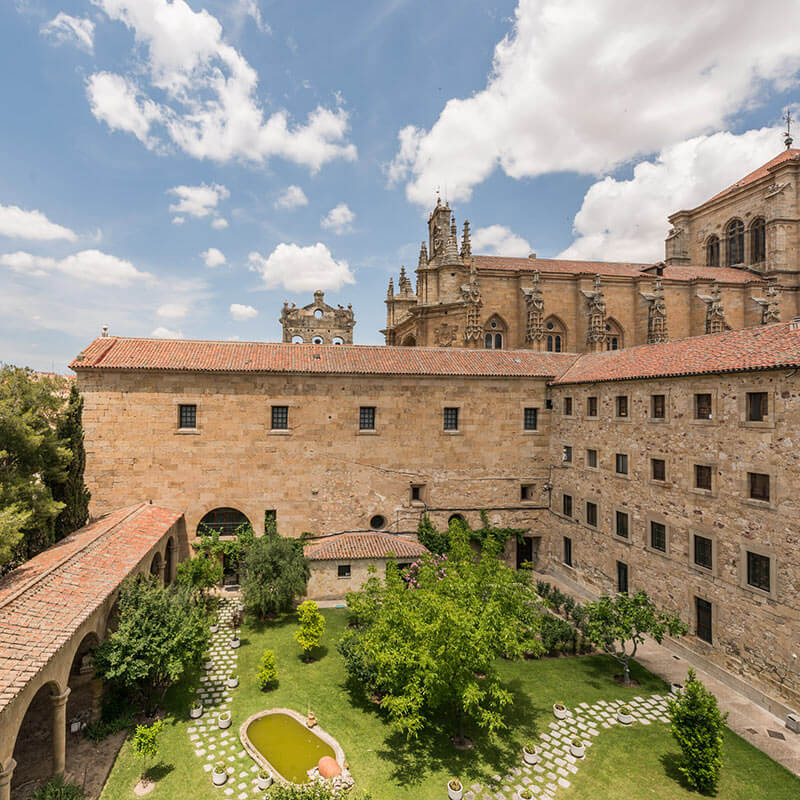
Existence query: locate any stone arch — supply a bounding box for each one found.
[164,536,175,585]
[448,513,466,526]
[149,551,162,584]
[544,315,567,352]
[483,313,507,350]
[400,333,416,346]
[65,631,102,739]
[604,317,624,350]
[725,218,745,266]
[332,336,344,345]
[705,234,720,267]
[291,335,304,344]
[197,507,252,537]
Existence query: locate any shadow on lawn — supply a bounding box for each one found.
[659,751,695,793]
[145,762,175,783]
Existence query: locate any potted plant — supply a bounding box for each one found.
[570,739,585,758]
[518,790,533,800]
[217,710,232,730]
[226,674,239,689]
[447,778,463,800]
[210,623,219,634]
[553,702,568,719]
[204,658,214,671]
[230,634,241,649]
[670,682,683,695]
[522,742,540,765]
[255,769,272,790]
[190,700,204,719]
[617,705,634,725]
[212,762,228,786]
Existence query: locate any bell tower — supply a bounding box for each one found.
[427,197,452,262]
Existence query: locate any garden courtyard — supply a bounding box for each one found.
[98,603,800,800]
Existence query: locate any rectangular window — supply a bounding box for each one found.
[443,407,459,431]
[694,534,713,570]
[695,393,712,420]
[523,407,538,431]
[585,501,598,527]
[178,404,197,429]
[617,561,629,594]
[615,453,628,475]
[337,564,351,579]
[746,392,769,422]
[271,405,289,430]
[616,395,629,418]
[746,551,771,593]
[587,396,598,417]
[520,483,536,501]
[564,396,573,416]
[563,536,573,567]
[651,394,666,419]
[694,464,712,491]
[586,448,598,468]
[748,472,770,502]
[562,493,573,518]
[651,458,666,482]
[411,484,424,503]
[615,510,629,539]
[650,521,666,552]
[696,597,712,643]
[563,445,573,463]
[359,406,376,430]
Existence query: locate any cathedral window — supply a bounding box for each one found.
[750,217,766,263]
[544,317,566,351]
[605,319,624,350]
[725,219,745,266]
[706,235,720,267]
[484,316,506,349]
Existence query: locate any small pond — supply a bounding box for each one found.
[241,710,339,784]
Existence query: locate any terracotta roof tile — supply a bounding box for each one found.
[304,532,429,561]
[71,338,578,378]
[707,149,800,203]
[552,321,800,385]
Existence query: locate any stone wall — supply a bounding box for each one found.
[542,370,800,708]
[306,560,388,601]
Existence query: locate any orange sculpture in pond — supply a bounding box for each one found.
[318,756,341,778]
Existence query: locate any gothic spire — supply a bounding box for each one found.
[386,277,394,298]
[461,220,471,258]
[418,241,428,268]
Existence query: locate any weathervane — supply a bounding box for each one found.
[784,109,793,149]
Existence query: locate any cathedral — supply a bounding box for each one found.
[384,145,800,352]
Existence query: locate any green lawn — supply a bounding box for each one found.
[100,608,800,800]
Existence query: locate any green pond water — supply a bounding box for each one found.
[245,713,336,784]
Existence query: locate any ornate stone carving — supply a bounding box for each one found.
[460,259,483,343]
[582,275,607,348]
[765,181,791,198]
[666,226,683,240]
[281,290,355,344]
[697,282,726,334]
[461,220,471,259]
[641,278,668,344]
[521,270,545,342]
[753,282,781,324]
[434,322,458,347]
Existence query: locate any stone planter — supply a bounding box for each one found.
[217,712,232,730]
[447,780,463,800]
[522,745,540,765]
[553,703,568,719]
[190,705,203,719]
[204,660,214,671]
[212,768,228,786]
[616,708,634,725]
[230,637,241,649]
[210,624,219,634]
[516,792,533,800]
[670,683,683,695]
[255,773,272,790]
[226,676,239,689]
[570,740,585,758]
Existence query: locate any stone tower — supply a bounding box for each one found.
[280,290,355,344]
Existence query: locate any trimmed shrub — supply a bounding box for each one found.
[256,649,278,691]
[539,613,577,655]
[31,777,85,800]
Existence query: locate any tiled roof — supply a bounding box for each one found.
[304,532,429,561]
[0,503,182,712]
[70,337,577,378]
[552,321,800,385]
[707,149,800,203]
[655,265,763,284]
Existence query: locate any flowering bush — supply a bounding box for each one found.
[402,553,447,589]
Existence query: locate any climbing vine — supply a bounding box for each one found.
[417,510,525,555]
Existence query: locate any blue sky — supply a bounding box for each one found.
[2,0,800,371]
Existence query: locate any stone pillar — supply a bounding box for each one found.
[158,560,167,586]
[0,758,16,800]
[90,678,104,723]
[50,688,70,776]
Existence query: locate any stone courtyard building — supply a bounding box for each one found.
[280,290,355,344]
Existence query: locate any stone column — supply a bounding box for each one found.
[0,758,16,800]
[50,688,70,776]
[158,560,167,586]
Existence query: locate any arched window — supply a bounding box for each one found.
[198,507,251,537]
[544,316,566,352]
[706,235,720,267]
[605,318,624,351]
[483,315,506,349]
[314,308,323,319]
[726,219,744,266]
[312,336,323,344]
[400,334,416,346]
[751,217,766,264]
[332,336,344,345]
[291,335,303,344]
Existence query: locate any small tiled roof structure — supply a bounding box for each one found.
[707,148,800,203]
[0,503,183,714]
[553,320,800,385]
[304,532,429,562]
[70,337,577,378]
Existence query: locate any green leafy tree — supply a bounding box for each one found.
[176,553,224,600]
[51,384,90,541]
[583,591,687,685]
[131,719,164,779]
[93,577,209,714]
[241,528,309,617]
[416,514,450,554]
[667,668,728,794]
[256,649,278,690]
[340,527,543,744]
[294,600,325,660]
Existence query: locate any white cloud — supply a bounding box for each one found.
[0,249,151,286]
[0,204,77,242]
[471,224,532,257]
[560,126,783,262]
[230,303,258,321]
[230,0,270,35]
[41,12,95,53]
[151,326,184,338]
[86,72,162,147]
[388,0,800,206]
[167,183,229,221]
[321,203,355,234]
[248,242,355,292]
[157,302,188,319]
[211,217,229,229]
[202,247,227,267]
[171,216,185,225]
[275,185,308,210]
[89,0,356,171]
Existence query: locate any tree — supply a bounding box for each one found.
[667,669,728,794]
[294,601,325,660]
[241,529,309,617]
[256,649,278,690]
[583,591,687,685]
[51,384,90,541]
[131,719,164,780]
[339,527,543,744]
[93,576,209,714]
[176,553,224,600]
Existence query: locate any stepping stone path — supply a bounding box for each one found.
[462,694,672,800]
[187,600,266,797]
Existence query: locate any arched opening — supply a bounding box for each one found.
[149,551,162,583]
[400,334,416,346]
[544,316,567,352]
[706,235,720,267]
[164,537,175,585]
[197,508,252,585]
[750,217,766,264]
[726,219,744,266]
[11,681,62,794]
[312,336,323,344]
[332,337,344,345]
[314,309,323,319]
[448,513,466,526]
[604,318,624,350]
[66,632,101,740]
[291,335,304,344]
[483,315,506,350]
[369,514,386,530]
